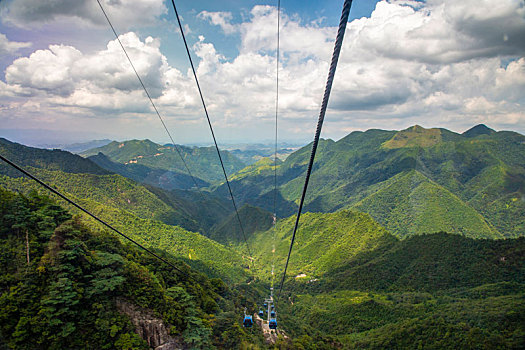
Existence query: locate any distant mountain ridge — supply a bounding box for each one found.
[81,139,246,185]
[88,152,210,191]
[462,124,496,138]
[212,124,525,239]
[39,139,113,153]
[0,138,111,176]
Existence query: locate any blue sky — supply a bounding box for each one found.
[0,0,524,146]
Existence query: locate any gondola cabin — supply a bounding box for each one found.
[270,310,276,318]
[258,310,264,318]
[269,318,277,329]
[243,315,253,328]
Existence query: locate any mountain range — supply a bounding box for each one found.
[81,139,246,185]
[1,124,524,348]
[212,124,525,239]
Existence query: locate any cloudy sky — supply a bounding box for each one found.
[0,0,524,146]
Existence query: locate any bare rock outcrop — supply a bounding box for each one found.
[116,299,183,350]
[254,313,288,345]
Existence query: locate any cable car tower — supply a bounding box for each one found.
[266,287,277,329]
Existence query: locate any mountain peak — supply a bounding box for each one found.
[462,124,496,138]
[382,125,442,149]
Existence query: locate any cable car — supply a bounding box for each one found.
[258,310,264,318]
[269,318,277,329]
[270,310,276,318]
[264,303,268,308]
[243,315,253,328]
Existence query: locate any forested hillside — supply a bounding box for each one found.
[1,131,524,349]
[0,173,248,283]
[214,125,525,239]
[0,138,111,176]
[0,188,265,349]
[81,139,246,184]
[249,211,525,349]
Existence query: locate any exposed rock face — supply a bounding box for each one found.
[254,313,288,345]
[116,299,183,350]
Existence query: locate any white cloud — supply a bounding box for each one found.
[2,0,167,29]
[198,11,237,34]
[3,32,197,115]
[344,0,525,64]
[1,0,525,141]
[0,33,31,55]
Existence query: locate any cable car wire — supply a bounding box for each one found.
[270,0,281,294]
[169,0,253,259]
[278,0,353,298]
[273,0,280,220]
[0,154,197,282]
[95,0,204,197]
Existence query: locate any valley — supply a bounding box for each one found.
[1,124,524,349]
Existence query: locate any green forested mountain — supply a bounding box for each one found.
[214,125,525,239]
[0,188,265,349]
[249,210,524,349]
[0,173,248,283]
[81,139,246,184]
[88,152,210,190]
[351,170,500,239]
[1,136,524,349]
[0,138,111,176]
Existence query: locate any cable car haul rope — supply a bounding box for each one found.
[278,0,353,298]
[0,0,353,333]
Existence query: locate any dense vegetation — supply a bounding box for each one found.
[249,211,525,349]
[1,127,524,349]
[0,188,272,349]
[0,173,249,284]
[81,139,246,184]
[213,125,525,239]
[209,204,274,246]
[0,138,111,177]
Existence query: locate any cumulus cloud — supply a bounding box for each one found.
[2,0,525,141]
[0,33,31,55]
[344,0,525,65]
[3,32,198,114]
[2,0,167,29]
[198,11,237,34]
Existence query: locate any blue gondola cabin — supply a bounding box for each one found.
[269,318,277,329]
[243,315,253,327]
